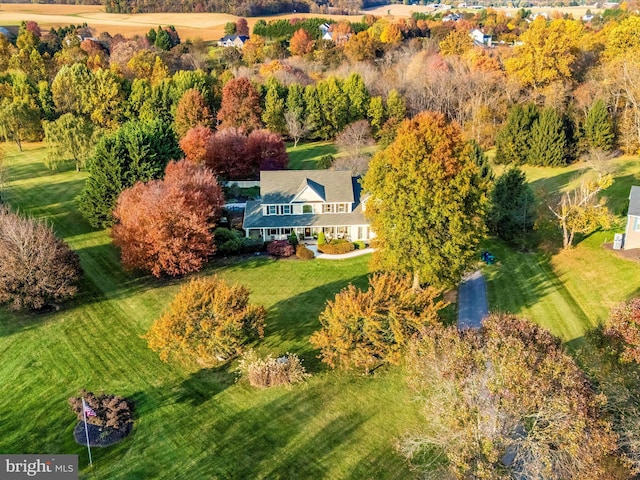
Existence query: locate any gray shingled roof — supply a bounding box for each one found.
[260,170,356,204]
[630,186,640,216]
[243,200,368,229]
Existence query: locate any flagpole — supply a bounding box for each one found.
[81,398,93,467]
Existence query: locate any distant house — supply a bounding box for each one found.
[217,35,249,48]
[624,186,640,249]
[442,13,462,22]
[470,28,492,46]
[582,13,595,22]
[243,170,374,242]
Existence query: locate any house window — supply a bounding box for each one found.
[338,203,346,213]
[268,228,278,236]
[635,217,640,232]
[323,204,333,213]
[281,205,291,215]
[303,205,312,214]
[268,205,277,215]
[282,228,292,235]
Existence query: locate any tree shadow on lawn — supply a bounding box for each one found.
[481,239,566,317]
[4,157,78,183]
[529,168,585,197]
[603,173,640,216]
[201,384,369,479]
[261,275,370,372]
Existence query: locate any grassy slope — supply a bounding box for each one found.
[482,155,640,346]
[286,141,337,170]
[0,144,419,479]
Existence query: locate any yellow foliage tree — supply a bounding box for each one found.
[145,277,266,365]
[309,272,446,372]
[505,17,583,89]
[439,29,473,56]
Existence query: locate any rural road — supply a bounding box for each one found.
[457,270,489,329]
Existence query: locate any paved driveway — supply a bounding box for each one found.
[457,270,489,329]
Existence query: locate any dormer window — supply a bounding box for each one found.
[268,205,277,215]
[282,205,291,214]
[303,205,312,214]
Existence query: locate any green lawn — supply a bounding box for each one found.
[0,144,420,479]
[286,141,337,170]
[482,154,640,346]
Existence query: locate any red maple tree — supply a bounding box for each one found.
[112,159,224,277]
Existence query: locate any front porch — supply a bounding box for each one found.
[246,225,371,242]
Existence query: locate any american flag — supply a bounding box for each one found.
[83,403,97,417]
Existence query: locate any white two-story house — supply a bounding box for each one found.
[242,170,374,242]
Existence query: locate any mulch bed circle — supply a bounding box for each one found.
[73,421,132,447]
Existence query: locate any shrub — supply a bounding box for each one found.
[145,277,266,365]
[0,206,81,310]
[267,240,294,257]
[237,350,310,388]
[310,272,446,371]
[288,230,298,247]
[318,154,335,169]
[69,390,133,430]
[317,231,326,246]
[353,240,366,250]
[296,244,314,259]
[318,240,355,254]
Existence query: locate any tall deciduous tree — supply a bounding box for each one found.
[236,18,249,37]
[505,17,583,89]
[290,28,314,56]
[310,272,446,372]
[0,206,81,311]
[362,111,488,289]
[245,129,288,173]
[179,126,215,164]
[112,159,224,277]
[548,173,612,249]
[79,119,180,229]
[145,276,266,365]
[584,99,615,151]
[402,314,620,480]
[217,77,262,132]
[604,297,640,364]
[43,113,96,171]
[174,88,214,139]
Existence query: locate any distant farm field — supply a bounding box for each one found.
[0,3,360,41]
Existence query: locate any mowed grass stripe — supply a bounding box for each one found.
[1,144,418,479]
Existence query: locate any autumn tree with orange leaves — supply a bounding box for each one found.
[179,125,215,164]
[217,77,262,132]
[289,28,314,56]
[112,159,224,277]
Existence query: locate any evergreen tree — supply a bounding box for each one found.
[584,99,615,151]
[495,104,538,165]
[303,85,323,139]
[78,119,180,228]
[154,27,172,51]
[342,73,370,123]
[528,107,568,166]
[146,28,156,45]
[316,77,349,139]
[488,167,537,250]
[468,140,494,184]
[262,81,286,134]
